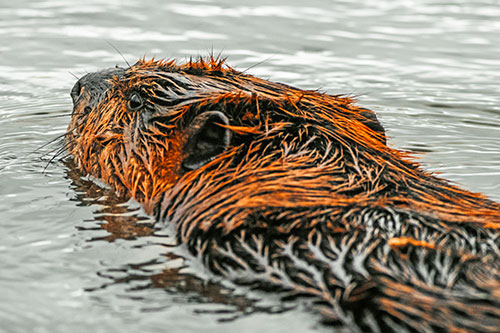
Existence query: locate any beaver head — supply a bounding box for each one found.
[68,57,500,331]
[68,57,389,213]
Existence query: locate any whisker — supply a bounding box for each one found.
[43,142,73,173]
[41,142,67,158]
[69,71,80,80]
[39,145,65,162]
[106,40,131,69]
[45,113,72,118]
[31,131,71,154]
[242,55,275,74]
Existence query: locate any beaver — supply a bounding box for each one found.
[67,56,500,332]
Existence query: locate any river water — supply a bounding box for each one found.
[1,1,499,332]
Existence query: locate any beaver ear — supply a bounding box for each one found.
[182,111,231,171]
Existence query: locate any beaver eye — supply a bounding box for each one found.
[128,93,143,111]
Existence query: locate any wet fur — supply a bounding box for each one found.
[68,57,500,332]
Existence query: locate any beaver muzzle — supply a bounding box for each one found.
[71,67,126,111]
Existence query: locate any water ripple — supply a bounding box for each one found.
[1,0,499,332]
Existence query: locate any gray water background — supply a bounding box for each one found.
[1,0,499,332]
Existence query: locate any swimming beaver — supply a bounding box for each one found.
[68,56,500,332]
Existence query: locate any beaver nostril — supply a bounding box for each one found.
[70,81,83,104]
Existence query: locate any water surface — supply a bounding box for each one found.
[1,1,499,332]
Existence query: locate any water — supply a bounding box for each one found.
[1,0,499,332]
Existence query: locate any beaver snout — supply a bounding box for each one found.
[70,67,126,109]
[70,80,83,104]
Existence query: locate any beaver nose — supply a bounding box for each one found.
[70,67,127,105]
[70,80,83,104]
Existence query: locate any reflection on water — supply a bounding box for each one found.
[0,0,499,332]
[66,161,157,242]
[64,159,298,326]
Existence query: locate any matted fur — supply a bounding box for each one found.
[68,56,500,332]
